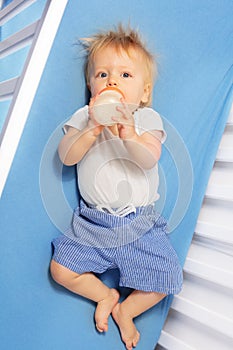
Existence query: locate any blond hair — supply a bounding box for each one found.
[80,24,156,107]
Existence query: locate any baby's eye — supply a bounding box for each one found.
[97,72,108,78]
[121,72,132,78]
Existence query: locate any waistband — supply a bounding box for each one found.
[84,200,156,217]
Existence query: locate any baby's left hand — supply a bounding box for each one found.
[113,99,136,140]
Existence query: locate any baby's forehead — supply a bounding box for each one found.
[91,44,145,64]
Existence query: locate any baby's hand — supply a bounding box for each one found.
[88,97,105,136]
[113,98,136,140]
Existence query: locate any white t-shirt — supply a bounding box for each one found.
[64,106,166,215]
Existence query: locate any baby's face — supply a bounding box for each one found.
[88,46,151,106]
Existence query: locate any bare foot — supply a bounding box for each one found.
[112,303,140,350]
[95,288,119,332]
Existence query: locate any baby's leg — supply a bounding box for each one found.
[112,290,166,350]
[50,260,119,332]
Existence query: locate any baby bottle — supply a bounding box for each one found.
[92,87,124,126]
[92,87,137,126]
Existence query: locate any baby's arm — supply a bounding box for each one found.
[58,126,93,165]
[59,100,104,166]
[114,100,163,169]
[123,130,162,169]
[58,122,103,166]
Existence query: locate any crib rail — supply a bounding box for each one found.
[157,105,233,350]
[0,0,68,197]
[0,20,39,58]
[0,76,18,100]
[0,0,36,25]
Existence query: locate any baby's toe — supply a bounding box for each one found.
[96,320,108,333]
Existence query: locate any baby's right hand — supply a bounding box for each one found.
[88,97,105,136]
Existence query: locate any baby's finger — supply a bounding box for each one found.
[120,98,132,114]
[89,95,98,107]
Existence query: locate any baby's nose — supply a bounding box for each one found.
[107,82,117,86]
[107,75,118,87]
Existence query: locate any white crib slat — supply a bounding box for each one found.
[0,0,36,25]
[195,198,233,244]
[172,278,233,339]
[158,330,195,350]
[227,104,233,125]
[216,126,233,162]
[184,243,233,289]
[0,20,39,58]
[157,310,233,350]
[205,163,233,201]
[0,77,18,100]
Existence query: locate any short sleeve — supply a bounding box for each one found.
[134,107,167,143]
[63,105,89,133]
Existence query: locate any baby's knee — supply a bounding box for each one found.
[50,259,79,286]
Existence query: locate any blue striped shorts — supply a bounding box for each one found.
[52,200,183,294]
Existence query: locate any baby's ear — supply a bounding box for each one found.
[86,81,91,91]
[141,83,151,104]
